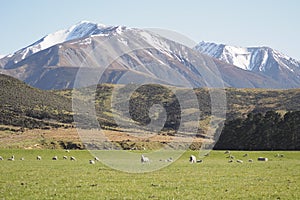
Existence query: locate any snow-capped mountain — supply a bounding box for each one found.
[0,21,298,89]
[195,41,300,86]
[0,21,126,69]
[0,55,5,59]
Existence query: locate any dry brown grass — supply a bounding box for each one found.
[0,126,203,149]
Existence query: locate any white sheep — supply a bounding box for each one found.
[70,156,76,161]
[0,156,3,160]
[257,157,268,161]
[89,160,95,164]
[63,156,68,160]
[52,156,58,160]
[37,156,42,160]
[228,159,233,163]
[94,157,100,162]
[141,155,150,163]
[8,155,15,161]
[248,159,253,162]
[243,153,248,157]
[20,157,25,161]
[189,155,196,163]
[237,159,243,163]
[224,150,230,154]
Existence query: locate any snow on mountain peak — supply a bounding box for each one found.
[195,41,252,70]
[5,21,126,62]
[195,41,299,73]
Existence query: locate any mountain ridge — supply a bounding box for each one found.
[0,21,126,69]
[1,21,300,89]
[195,41,300,87]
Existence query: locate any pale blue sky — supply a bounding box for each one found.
[1,0,299,59]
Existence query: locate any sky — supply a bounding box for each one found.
[1,0,300,60]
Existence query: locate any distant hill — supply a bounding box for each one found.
[0,74,72,129]
[1,74,300,149]
[2,73,300,130]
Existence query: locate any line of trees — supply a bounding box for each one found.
[214,111,300,150]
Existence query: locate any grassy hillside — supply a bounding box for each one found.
[73,85,300,136]
[1,74,300,149]
[0,74,72,129]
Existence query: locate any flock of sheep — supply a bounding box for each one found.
[142,151,283,164]
[0,151,284,165]
[222,150,283,163]
[0,151,100,165]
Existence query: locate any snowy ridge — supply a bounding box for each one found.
[3,21,126,63]
[195,41,300,73]
[0,55,5,59]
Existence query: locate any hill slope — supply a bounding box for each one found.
[1,74,300,149]
[0,74,72,129]
[2,73,300,130]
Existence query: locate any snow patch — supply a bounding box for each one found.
[10,21,123,62]
[139,31,172,57]
[195,41,300,74]
[118,37,128,46]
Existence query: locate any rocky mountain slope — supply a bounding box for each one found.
[195,41,300,88]
[0,21,292,89]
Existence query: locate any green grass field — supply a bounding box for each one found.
[0,150,299,199]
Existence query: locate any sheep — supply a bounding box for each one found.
[274,154,284,158]
[189,155,196,163]
[63,156,68,160]
[228,159,234,163]
[141,155,150,163]
[8,155,15,161]
[89,160,95,164]
[166,157,173,162]
[196,160,203,163]
[257,157,268,162]
[52,156,58,160]
[37,156,42,160]
[224,150,230,154]
[243,153,248,157]
[70,156,76,161]
[65,149,70,153]
[0,156,3,160]
[237,159,243,163]
[20,157,25,161]
[226,155,235,159]
[94,157,100,162]
[248,159,253,162]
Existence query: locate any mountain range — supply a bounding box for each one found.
[0,21,299,89]
[195,41,300,88]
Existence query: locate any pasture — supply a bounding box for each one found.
[0,150,299,199]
